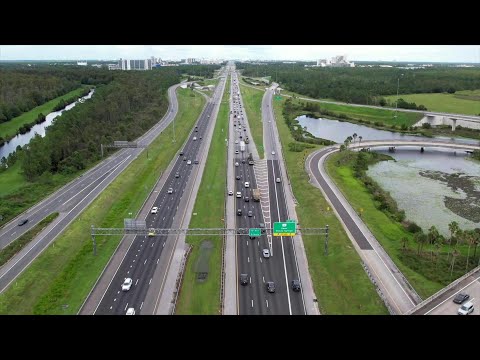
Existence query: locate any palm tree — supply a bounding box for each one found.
[352,133,358,146]
[358,136,363,147]
[415,232,427,255]
[401,236,408,251]
[447,221,459,261]
[427,226,440,261]
[465,230,475,272]
[450,249,460,281]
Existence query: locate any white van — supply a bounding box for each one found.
[193,136,197,141]
[245,182,250,188]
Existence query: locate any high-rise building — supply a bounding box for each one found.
[118,58,153,71]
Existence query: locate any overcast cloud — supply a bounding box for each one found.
[1,45,479,63]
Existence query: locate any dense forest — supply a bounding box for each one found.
[236,63,480,107]
[0,66,114,124]
[13,68,179,180]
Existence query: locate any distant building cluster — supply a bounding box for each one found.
[316,55,355,68]
[106,56,223,70]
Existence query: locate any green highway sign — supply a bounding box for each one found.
[249,228,262,237]
[273,221,296,236]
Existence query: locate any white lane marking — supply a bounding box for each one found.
[138,249,140,252]
[114,298,116,302]
[262,276,265,283]
[247,240,248,246]
[11,232,16,236]
[251,300,254,308]
[157,258,160,264]
[144,259,147,265]
[149,278,152,285]
[163,242,166,247]
[124,303,128,311]
[117,290,120,294]
[151,243,154,247]
[249,277,252,283]
[127,271,129,274]
[247,257,250,263]
[266,300,269,308]
[136,254,138,257]
[259,257,262,263]
[130,265,132,268]
[140,302,144,310]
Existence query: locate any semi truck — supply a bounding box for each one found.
[252,188,261,202]
[240,141,245,152]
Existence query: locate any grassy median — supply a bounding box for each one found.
[0,88,205,314]
[271,98,388,314]
[175,77,230,314]
[0,87,89,140]
[239,83,265,158]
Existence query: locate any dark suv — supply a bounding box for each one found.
[453,292,470,304]
[240,274,249,286]
[18,219,28,226]
[237,209,242,216]
[291,280,301,292]
[266,282,276,293]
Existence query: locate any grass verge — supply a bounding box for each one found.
[175,77,230,314]
[239,83,265,158]
[325,152,438,298]
[0,87,89,140]
[0,212,59,267]
[271,98,388,314]
[0,88,205,314]
[385,91,480,116]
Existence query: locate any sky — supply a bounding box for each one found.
[0,45,479,63]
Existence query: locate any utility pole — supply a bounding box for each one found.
[324,225,329,255]
[394,73,404,119]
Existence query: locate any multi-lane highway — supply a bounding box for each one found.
[0,83,182,294]
[233,74,306,315]
[93,73,227,315]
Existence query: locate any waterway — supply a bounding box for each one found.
[0,89,94,160]
[297,115,480,235]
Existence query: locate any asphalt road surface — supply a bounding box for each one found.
[94,76,227,315]
[233,75,305,315]
[0,84,182,294]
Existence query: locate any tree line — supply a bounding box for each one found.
[237,63,480,107]
[17,68,179,180]
[155,64,221,79]
[0,65,114,125]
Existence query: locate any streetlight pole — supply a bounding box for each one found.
[394,73,404,119]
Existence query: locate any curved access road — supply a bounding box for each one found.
[0,83,182,295]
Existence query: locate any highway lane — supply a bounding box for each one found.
[95,76,227,315]
[0,84,182,294]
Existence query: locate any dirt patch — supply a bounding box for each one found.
[195,240,213,282]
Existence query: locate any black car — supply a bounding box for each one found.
[291,280,301,292]
[183,157,187,161]
[266,282,276,293]
[194,160,199,164]
[179,152,184,156]
[453,292,470,304]
[18,219,28,226]
[175,172,180,178]
[240,274,249,286]
[237,209,242,216]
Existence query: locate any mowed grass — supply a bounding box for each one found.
[175,77,230,315]
[0,161,24,197]
[239,83,265,158]
[325,152,444,298]
[385,91,480,116]
[272,98,388,314]
[0,88,205,314]
[0,87,88,139]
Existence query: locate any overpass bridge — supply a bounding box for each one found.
[349,139,480,152]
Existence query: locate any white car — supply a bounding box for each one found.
[276,178,281,183]
[262,249,270,258]
[244,182,250,188]
[187,160,192,165]
[126,308,135,315]
[228,190,234,196]
[458,301,474,315]
[122,278,133,291]
[151,206,158,214]
[168,188,173,194]
[235,162,239,167]
[236,192,242,198]
[271,151,276,155]
[235,140,239,144]
[235,150,239,154]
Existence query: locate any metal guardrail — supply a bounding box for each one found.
[170,244,192,314]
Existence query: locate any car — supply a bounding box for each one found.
[199,136,202,139]
[244,182,250,188]
[236,192,242,198]
[168,188,173,194]
[291,279,301,292]
[262,249,270,258]
[235,140,239,144]
[235,162,239,167]
[458,301,474,315]
[453,292,470,304]
[194,160,199,164]
[175,172,180,178]
[193,137,197,141]
[237,209,242,216]
[179,152,184,156]
[148,228,155,237]
[242,159,246,164]
[271,151,276,155]
[235,150,239,154]
[248,210,253,217]
[228,190,234,196]
[236,175,241,180]
[183,157,187,161]
[126,308,135,315]
[266,281,276,293]
[122,278,133,291]
[244,128,247,131]
[259,223,265,233]
[187,160,192,165]
[276,177,281,183]
[18,219,28,226]
[244,196,250,202]
[151,206,158,214]
[240,274,249,285]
